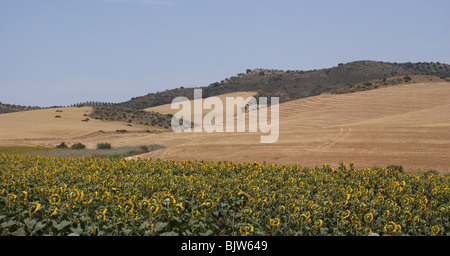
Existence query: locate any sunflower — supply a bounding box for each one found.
[95,208,107,222]
[419,195,428,205]
[22,191,28,204]
[393,205,401,214]
[362,227,372,236]
[353,220,362,230]
[237,191,250,205]
[363,212,373,223]
[67,189,80,200]
[49,206,58,217]
[382,210,390,218]
[384,221,398,233]
[314,219,323,228]
[395,223,402,232]
[29,202,41,215]
[341,210,351,219]
[291,211,301,220]
[431,225,440,234]
[200,199,214,210]
[403,211,412,221]
[260,198,269,207]
[239,223,254,235]
[161,195,176,208]
[175,202,184,214]
[241,206,252,216]
[81,194,93,205]
[270,218,280,227]
[36,186,46,194]
[6,193,16,204]
[300,212,311,223]
[138,199,150,209]
[193,210,201,219]
[49,194,61,205]
[123,201,134,214]
[100,191,111,202]
[148,203,159,214]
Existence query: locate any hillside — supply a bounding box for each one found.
[0,102,41,114]
[1,80,450,171]
[0,106,168,149]
[118,60,450,109]
[131,81,450,172]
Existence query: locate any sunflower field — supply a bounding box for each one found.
[0,153,449,236]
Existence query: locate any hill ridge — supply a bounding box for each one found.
[1,60,449,113]
[117,60,450,109]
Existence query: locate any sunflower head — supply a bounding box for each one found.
[314,219,323,228]
[200,199,214,210]
[270,218,280,227]
[384,221,397,233]
[239,223,254,235]
[100,191,111,202]
[363,212,374,223]
[123,201,134,214]
[237,191,250,205]
[49,194,61,205]
[175,202,183,213]
[6,193,16,204]
[29,202,41,214]
[431,225,440,234]
[161,195,176,208]
[68,189,80,200]
[148,203,159,214]
[362,227,372,236]
[341,209,351,219]
[241,206,252,216]
[48,206,58,217]
[139,199,150,209]
[95,208,107,222]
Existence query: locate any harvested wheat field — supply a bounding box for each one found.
[1,82,450,172]
[0,106,167,149]
[137,81,450,172]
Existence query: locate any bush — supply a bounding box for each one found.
[56,142,68,149]
[71,143,86,150]
[97,143,112,150]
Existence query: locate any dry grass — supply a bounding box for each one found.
[1,83,450,172]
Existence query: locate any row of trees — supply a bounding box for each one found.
[71,101,117,107]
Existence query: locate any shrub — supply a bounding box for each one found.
[56,142,68,149]
[97,143,112,150]
[71,143,86,150]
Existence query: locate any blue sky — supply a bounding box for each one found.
[1,0,449,107]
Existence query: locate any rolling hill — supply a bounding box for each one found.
[1,60,450,171]
[117,60,450,109]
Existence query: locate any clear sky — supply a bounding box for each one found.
[1,0,449,107]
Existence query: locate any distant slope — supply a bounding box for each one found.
[118,60,450,109]
[136,81,450,171]
[0,102,41,114]
[0,106,168,148]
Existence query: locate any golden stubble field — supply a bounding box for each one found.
[1,82,449,172]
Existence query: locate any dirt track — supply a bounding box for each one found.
[1,82,449,172]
